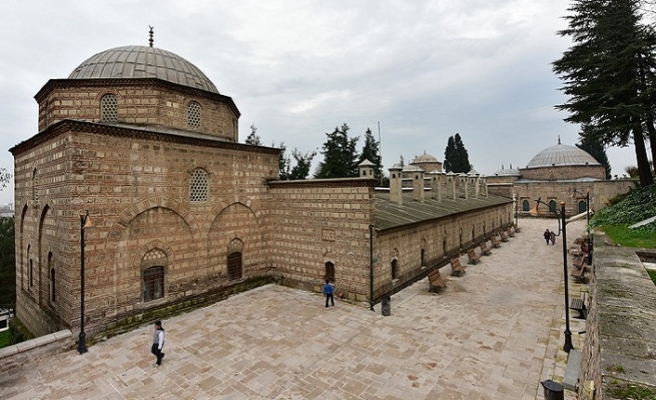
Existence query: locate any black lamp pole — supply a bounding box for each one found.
[560,202,574,353]
[78,211,89,354]
[369,224,375,311]
[532,198,573,353]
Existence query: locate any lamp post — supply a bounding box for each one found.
[78,210,92,354]
[369,224,375,311]
[530,199,574,353]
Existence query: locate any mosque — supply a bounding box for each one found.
[9,38,629,341]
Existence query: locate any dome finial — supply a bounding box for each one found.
[558,135,561,145]
[149,26,154,47]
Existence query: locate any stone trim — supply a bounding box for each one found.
[10,119,280,156]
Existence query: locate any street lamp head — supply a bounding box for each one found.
[529,204,540,216]
[80,211,94,229]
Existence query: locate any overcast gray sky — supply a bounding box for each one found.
[0,0,639,206]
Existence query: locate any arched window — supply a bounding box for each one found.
[100,94,118,123]
[227,238,243,280]
[522,200,530,211]
[29,259,33,289]
[187,101,201,128]
[143,266,164,301]
[142,248,167,302]
[190,168,208,202]
[391,259,398,280]
[325,262,335,282]
[578,200,587,214]
[227,252,243,280]
[548,200,557,213]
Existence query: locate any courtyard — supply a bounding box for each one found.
[0,218,585,399]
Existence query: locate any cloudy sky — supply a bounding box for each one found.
[0,0,639,205]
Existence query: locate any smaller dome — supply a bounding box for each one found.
[526,142,600,168]
[493,165,520,177]
[412,152,440,164]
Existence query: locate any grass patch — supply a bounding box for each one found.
[601,225,656,248]
[0,330,10,348]
[648,269,656,286]
[608,381,656,399]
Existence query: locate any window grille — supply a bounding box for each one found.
[190,169,208,202]
[187,101,201,128]
[227,252,243,280]
[100,94,118,123]
[143,266,164,302]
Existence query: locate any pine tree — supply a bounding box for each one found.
[577,124,612,179]
[273,141,291,180]
[314,124,359,178]
[288,148,317,180]
[453,133,471,173]
[245,124,262,146]
[358,128,383,181]
[444,133,471,173]
[553,0,656,186]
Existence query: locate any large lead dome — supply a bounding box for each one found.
[526,142,599,168]
[68,45,218,93]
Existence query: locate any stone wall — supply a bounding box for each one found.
[268,179,376,299]
[520,165,605,181]
[579,233,656,399]
[373,204,513,297]
[36,80,239,141]
[0,330,72,373]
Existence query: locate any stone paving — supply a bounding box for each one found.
[0,218,587,399]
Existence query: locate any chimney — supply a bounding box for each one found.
[389,165,403,205]
[474,174,481,198]
[412,167,425,203]
[459,173,468,200]
[480,175,488,196]
[358,159,375,179]
[446,172,456,200]
[429,171,442,201]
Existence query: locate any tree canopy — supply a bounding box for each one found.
[0,217,15,311]
[314,123,359,179]
[443,133,471,173]
[577,124,612,179]
[553,0,656,186]
[357,128,383,181]
[0,167,10,191]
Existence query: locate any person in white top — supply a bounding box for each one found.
[151,320,165,366]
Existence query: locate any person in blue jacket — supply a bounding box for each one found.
[323,280,335,308]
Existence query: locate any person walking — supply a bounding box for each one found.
[323,280,335,308]
[550,230,556,245]
[543,229,551,245]
[151,320,165,366]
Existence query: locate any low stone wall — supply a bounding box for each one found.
[579,232,656,399]
[0,329,72,373]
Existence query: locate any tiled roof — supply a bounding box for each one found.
[374,191,512,230]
